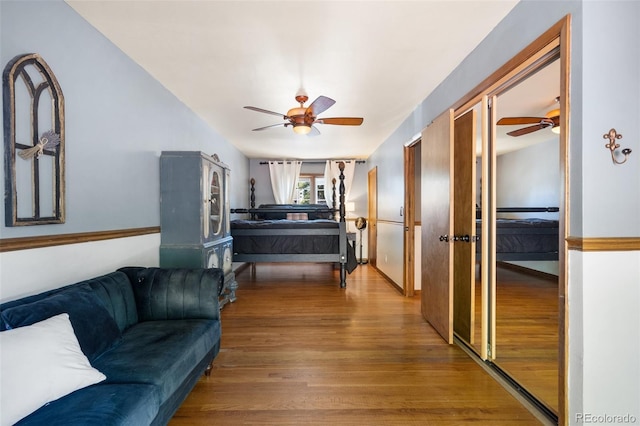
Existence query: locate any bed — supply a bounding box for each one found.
[230,162,356,288]
[476,207,559,261]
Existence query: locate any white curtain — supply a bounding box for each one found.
[324,160,356,207]
[268,161,302,204]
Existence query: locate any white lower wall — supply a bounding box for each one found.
[569,249,640,425]
[376,222,404,286]
[0,234,160,303]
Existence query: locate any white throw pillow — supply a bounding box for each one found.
[0,313,106,426]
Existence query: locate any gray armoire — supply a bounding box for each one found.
[159,151,237,306]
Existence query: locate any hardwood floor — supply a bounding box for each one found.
[171,263,542,425]
[494,266,559,413]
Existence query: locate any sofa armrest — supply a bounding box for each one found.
[118,267,222,322]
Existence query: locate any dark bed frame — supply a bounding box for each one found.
[476,207,560,261]
[230,162,350,288]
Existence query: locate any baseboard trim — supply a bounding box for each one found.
[371,265,404,295]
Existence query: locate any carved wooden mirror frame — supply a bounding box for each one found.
[3,53,65,226]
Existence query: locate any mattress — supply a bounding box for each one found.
[231,219,340,255]
[476,218,559,257]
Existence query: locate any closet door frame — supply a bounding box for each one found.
[449,15,571,424]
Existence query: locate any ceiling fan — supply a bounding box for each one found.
[244,91,364,136]
[497,97,560,137]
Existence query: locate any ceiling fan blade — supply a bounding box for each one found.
[244,106,287,118]
[315,117,364,126]
[306,96,335,116]
[497,117,547,125]
[307,126,321,137]
[506,123,550,137]
[251,123,286,131]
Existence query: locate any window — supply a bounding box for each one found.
[296,177,311,204]
[295,175,325,204]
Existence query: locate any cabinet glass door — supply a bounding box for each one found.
[208,167,223,238]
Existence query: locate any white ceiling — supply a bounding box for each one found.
[66,0,521,160]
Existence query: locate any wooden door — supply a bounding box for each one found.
[421,109,454,344]
[403,144,416,297]
[452,109,477,343]
[367,167,378,267]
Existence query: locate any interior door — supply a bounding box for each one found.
[367,167,378,267]
[452,109,477,343]
[421,109,454,344]
[403,144,416,297]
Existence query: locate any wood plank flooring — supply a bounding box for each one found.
[471,265,559,414]
[494,266,559,413]
[170,263,542,425]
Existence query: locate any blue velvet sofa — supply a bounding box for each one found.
[0,267,223,425]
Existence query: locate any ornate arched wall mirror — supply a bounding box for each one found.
[3,53,65,226]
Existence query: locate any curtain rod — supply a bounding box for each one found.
[259,160,366,165]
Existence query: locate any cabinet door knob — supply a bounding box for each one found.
[439,235,449,242]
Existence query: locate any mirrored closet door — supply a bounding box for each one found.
[491,56,561,414]
[453,51,562,416]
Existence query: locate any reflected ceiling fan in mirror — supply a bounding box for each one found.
[244,89,364,136]
[497,97,560,137]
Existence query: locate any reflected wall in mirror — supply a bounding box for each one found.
[3,53,65,226]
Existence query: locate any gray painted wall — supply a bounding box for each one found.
[497,138,561,276]
[581,1,639,236]
[496,138,560,221]
[0,0,249,239]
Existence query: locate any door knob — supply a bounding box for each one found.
[439,235,449,242]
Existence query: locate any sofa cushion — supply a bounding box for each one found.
[0,313,107,426]
[119,267,221,322]
[1,287,122,362]
[15,383,159,426]
[92,319,221,403]
[84,271,139,332]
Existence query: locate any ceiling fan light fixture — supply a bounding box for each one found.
[287,106,306,117]
[546,108,560,134]
[293,124,311,135]
[245,92,363,136]
[545,108,560,119]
